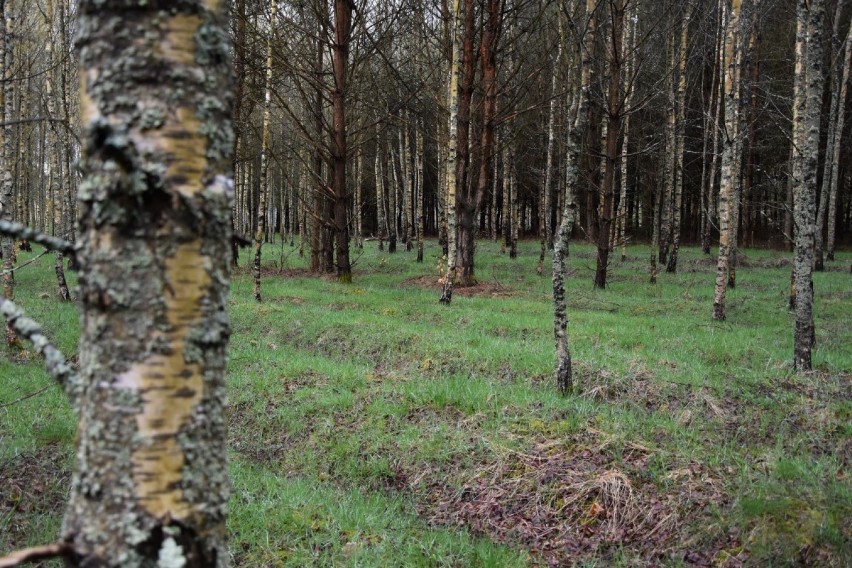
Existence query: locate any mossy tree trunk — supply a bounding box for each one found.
[791,0,824,371]
[553,0,593,393]
[68,1,234,565]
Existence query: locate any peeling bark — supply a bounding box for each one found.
[712,0,742,321]
[440,0,462,304]
[69,2,233,564]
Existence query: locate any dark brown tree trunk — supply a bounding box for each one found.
[594,0,624,289]
[449,0,475,290]
[332,0,352,282]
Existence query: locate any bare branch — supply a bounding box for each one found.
[0,297,78,403]
[0,220,76,260]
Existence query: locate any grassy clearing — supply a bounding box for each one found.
[1,238,850,566]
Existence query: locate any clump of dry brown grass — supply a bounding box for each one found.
[427,429,734,566]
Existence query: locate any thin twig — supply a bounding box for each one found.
[0,383,52,408]
[0,250,50,276]
[0,542,75,568]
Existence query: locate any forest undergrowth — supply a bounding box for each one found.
[1,238,849,566]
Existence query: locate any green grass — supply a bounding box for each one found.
[1,238,850,566]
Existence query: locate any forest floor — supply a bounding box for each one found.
[1,238,850,566]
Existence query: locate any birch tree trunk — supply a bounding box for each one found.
[354,149,363,248]
[712,0,743,321]
[387,140,399,253]
[540,29,562,274]
[617,3,637,263]
[440,0,462,304]
[376,140,386,251]
[68,1,233,564]
[702,0,725,255]
[791,0,824,370]
[666,3,692,274]
[416,122,425,262]
[253,0,276,302]
[554,0,592,393]
[1,1,16,346]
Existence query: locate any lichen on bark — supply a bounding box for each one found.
[67,2,234,566]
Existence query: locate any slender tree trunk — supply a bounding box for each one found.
[540,30,562,274]
[510,149,519,258]
[659,31,677,266]
[68,2,233,563]
[387,140,399,253]
[791,0,824,371]
[331,0,352,282]
[827,15,852,261]
[712,0,743,321]
[617,5,637,263]
[702,0,725,255]
[816,1,849,267]
[593,0,624,289]
[1,2,16,346]
[401,113,413,251]
[231,0,247,266]
[416,121,425,262]
[43,0,70,301]
[741,20,761,248]
[375,140,386,251]
[666,3,692,274]
[253,0,275,301]
[554,0,593,393]
[354,149,363,248]
[440,0,462,304]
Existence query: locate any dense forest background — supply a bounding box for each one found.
[0,0,849,283]
[0,0,850,566]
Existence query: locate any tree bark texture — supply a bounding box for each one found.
[791,0,824,371]
[712,0,742,321]
[1,1,17,346]
[553,0,593,393]
[332,0,352,282]
[440,0,462,304]
[70,2,233,565]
